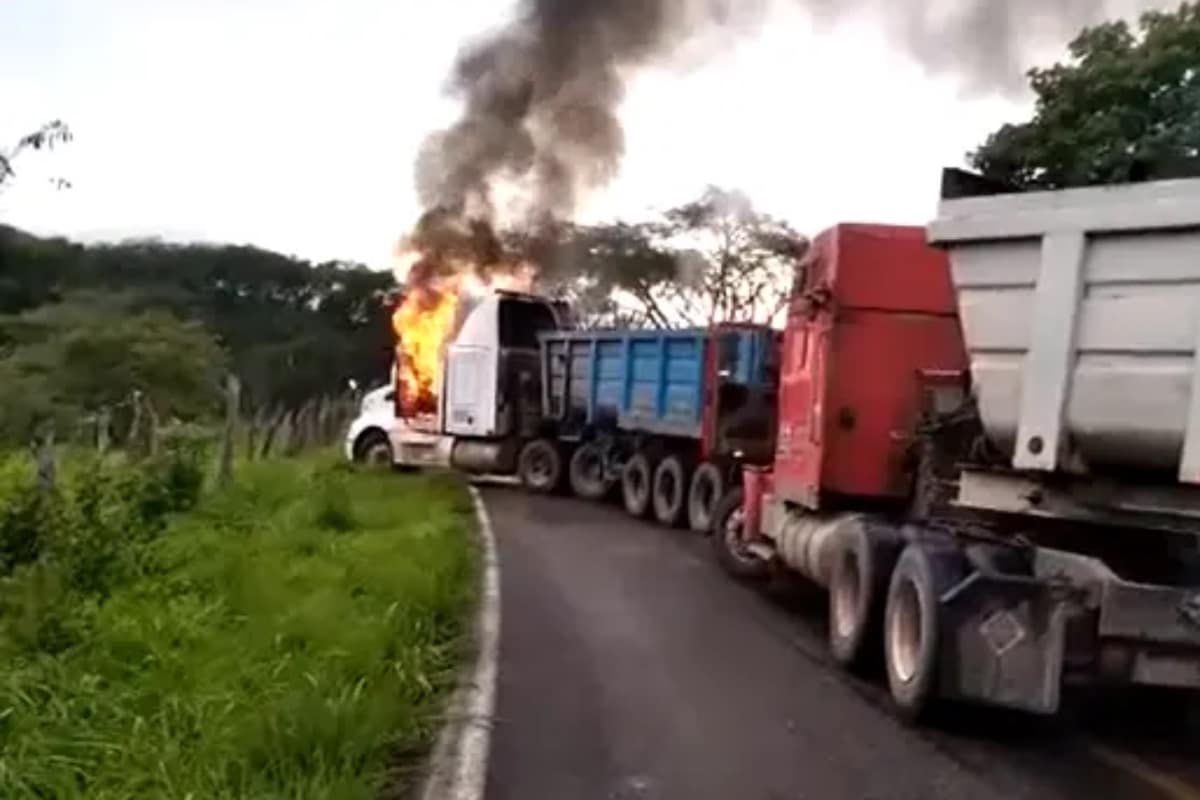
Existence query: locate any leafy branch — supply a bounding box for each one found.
[0,120,73,190]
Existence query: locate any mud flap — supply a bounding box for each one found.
[937,572,1078,714]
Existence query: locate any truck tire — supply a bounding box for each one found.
[711,487,769,583]
[687,462,724,535]
[519,439,563,494]
[622,451,656,517]
[883,544,962,723]
[569,442,610,501]
[652,455,691,528]
[354,430,393,468]
[829,525,901,672]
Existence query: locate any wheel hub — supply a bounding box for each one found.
[832,555,862,640]
[581,453,602,480]
[724,509,755,563]
[888,579,922,684]
[530,452,551,480]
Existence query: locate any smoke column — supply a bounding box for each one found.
[408,0,1171,270]
[414,0,765,229]
[797,0,1169,94]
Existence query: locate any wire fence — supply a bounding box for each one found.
[22,376,363,490]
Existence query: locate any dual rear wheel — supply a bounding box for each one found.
[621,451,657,518]
[710,485,958,722]
[517,438,564,494]
[651,455,691,528]
[829,537,959,721]
[569,442,611,501]
[881,545,961,722]
[622,451,722,531]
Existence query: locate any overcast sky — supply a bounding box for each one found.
[1,1,1059,267]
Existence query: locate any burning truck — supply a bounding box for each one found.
[379,277,781,533]
[388,289,562,472]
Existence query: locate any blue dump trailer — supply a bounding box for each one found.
[525,325,779,531]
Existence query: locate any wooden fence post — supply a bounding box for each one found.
[97,407,111,454]
[34,426,56,492]
[259,406,286,460]
[127,389,143,456]
[218,374,241,484]
[245,404,267,462]
[308,396,324,449]
[144,396,160,458]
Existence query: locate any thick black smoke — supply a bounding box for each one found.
[415,0,764,227]
[799,0,1167,94]
[409,0,1167,281]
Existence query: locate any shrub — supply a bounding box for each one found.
[311,467,358,533]
[0,481,55,573]
[0,445,211,655]
[0,560,83,654]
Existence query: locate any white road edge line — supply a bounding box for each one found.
[420,485,501,800]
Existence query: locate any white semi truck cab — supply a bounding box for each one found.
[390,290,564,474]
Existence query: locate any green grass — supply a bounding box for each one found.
[0,456,478,799]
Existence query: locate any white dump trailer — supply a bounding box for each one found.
[932,177,1200,482]
[919,174,1200,713]
[930,176,1200,517]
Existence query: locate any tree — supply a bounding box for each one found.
[971,4,1200,189]
[656,187,807,327]
[0,121,72,190]
[524,221,680,328]
[0,229,396,432]
[529,187,807,329]
[1,233,395,403]
[0,298,227,443]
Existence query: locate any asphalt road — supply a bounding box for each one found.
[480,487,1200,800]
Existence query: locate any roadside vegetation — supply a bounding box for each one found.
[0,448,477,799]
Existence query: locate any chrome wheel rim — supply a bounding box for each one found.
[888,579,922,684]
[364,442,391,467]
[832,554,862,640]
[723,509,753,563]
[528,449,553,483]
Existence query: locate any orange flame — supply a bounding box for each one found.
[390,250,536,420]
[392,281,462,417]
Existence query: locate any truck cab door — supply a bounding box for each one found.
[444,346,497,436]
[443,302,499,437]
[774,246,834,509]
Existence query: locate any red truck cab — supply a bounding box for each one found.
[771,224,967,510]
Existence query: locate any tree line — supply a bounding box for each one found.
[0,226,395,446]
